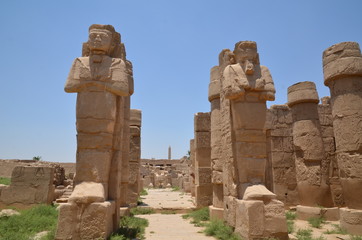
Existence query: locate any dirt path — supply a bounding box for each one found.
[139,188,214,240]
[141,213,214,240]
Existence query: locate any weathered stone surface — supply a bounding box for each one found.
[296,205,339,221]
[242,184,276,201]
[194,112,211,132]
[0,166,54,206]
[323,42,362,216]
[235,186,288,240]
[288,81,333,209]
[287,81,319,107]
[340,207,362,235]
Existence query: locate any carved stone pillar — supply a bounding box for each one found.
[194,112,212,207]
[323,42,362,234]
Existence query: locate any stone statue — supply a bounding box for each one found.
[223,41,275,102]
[222,41,275,197]
[56,24,133,240]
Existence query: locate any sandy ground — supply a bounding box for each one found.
[141,214,214,240]
[290,219,353,240]
[138,188,214,240]
[139,188,359,240]
[139,188,195,210]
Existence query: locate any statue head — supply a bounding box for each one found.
[86,24,121,56]
[233,41,260,75]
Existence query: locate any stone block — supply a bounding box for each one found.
[0,166,54,205]
[271,152,294,168]
[287,81,319,107]
[56,201,114,240]
[234,129,266,143]
[76,150,112,183]
[76,91,117,120]
[195,131,211,149]
[209,205,224,220]
[224,196,237,227]
[296,205,339,221]
[129,109,141,127]
[195,184,212,207]
[212,183,223,208]
[235,199,264,239]
[340,207,362,235]
[231,101,267,130]
[194,112,211,132]
[211,170,223,184]
[340,177,362,209]
[323,42,362,84]
[80,201,114,239]
[209,80,221,102]
[77,133,113,149]
[195,167,212,185]
[236,142,267,158]
[76,118,115,133]
[264,199,288,239]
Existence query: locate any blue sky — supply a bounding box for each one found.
[1,1,362,162]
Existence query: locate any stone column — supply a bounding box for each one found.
[56,24,133,240]
[323,42,362,234]
[194,112,212,207]
[128,109,142,207]
[287,82,335,220]
[189,139,196,197]
[208,66,224,220]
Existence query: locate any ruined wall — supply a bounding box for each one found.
[0,159,75,178]
[265,105,297,206]
[0,166,55,209]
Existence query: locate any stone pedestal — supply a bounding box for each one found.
[56,201,114,240]
[234,185,288,240]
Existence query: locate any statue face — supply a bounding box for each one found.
[88,29,112,54]
[235,48,259,75]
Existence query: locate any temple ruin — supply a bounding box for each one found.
[1,22,362,239]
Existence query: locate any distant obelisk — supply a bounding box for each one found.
[168,146,171,160]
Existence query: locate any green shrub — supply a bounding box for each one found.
[323,224,347,235]
[110,216,148,240]
[0,204,58,240]
[350,236,362,240]
[308,217,325,228]
[287,220,295,234]
[130,207,154,215]
[172,186,180,191]
[296,229,313,240]
[140,189,148,196]
[286,210,296,220]
[182,207,209,226]
[160,210,176,214]
[204,219,241,240]
[0,177,11,185]
[296,229,326,240]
